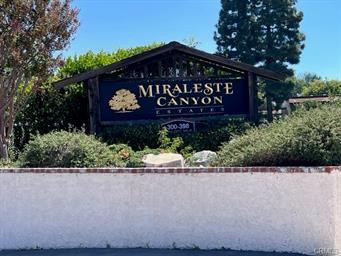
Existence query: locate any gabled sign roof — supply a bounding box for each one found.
[54,41,286,89]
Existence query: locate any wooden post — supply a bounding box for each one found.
[143,66,148,78]
[172,56,177,77]
[178,57,184,77]
[87,77,100,134]
[266,95,273,122]
[247,72,258,124]
[158,60,162,77]
[186,60,191,76]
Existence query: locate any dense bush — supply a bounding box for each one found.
[15,117,251,168]
[109,144,161,167]
[179,117,250,152]
[101,122,161,150]
[213,102,341,166]
[19,131,123,168]
[0,159,12,168]
[14,83,87,150]
[101,117,250,152]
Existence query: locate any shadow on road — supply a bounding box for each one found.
[0,248,308,256]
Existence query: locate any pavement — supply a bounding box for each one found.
[0,248,308,256]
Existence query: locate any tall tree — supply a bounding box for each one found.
[214,0,262,65]
[0,0,79,159]
[214,0,305,115]
[258,0,305,73]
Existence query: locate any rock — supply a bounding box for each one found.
[186,150,217,167]
[142,153,184,167]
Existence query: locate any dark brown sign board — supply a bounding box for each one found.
[99,77,249,124]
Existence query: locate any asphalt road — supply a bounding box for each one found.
[0,248,307,256]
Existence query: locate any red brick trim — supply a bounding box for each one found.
[0,166,340,174]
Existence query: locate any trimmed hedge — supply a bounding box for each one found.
[101,122,161,150]
[101,117,250,152]
[180,117,250,152]
[19,131,123,168]
[213,102,341,166]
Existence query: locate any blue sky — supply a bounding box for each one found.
[65,0,341,80]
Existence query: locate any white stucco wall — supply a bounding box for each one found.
[336,171,341,250]
[0,171,339,254]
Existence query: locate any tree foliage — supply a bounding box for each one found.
[214,0,262,64]
[285,72,321,96]
[0,0,79,159]
[301,80,341,97]
[287,73,341,97]
[14,81,88,150]
[214,0,305,105]
[58,43,163,78]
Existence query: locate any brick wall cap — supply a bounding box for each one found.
[0,166,340,174]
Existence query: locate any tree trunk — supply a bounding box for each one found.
[0,98,15,160]
[266,95,273,122]
[0,141,8,160]
[0,110,9,160]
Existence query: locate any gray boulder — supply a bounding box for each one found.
[186,150,217,167]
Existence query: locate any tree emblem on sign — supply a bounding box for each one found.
[109,89,141,113]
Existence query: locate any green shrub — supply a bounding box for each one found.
[19,131,123,167]
[213,102,341,166]
[108,143,161,167]
[126,147,162,167]
[0,144,20,167]
[101,122,161,150]
[0,159,12,168]
[158,128,185,152]
[101,117,250,153]
[180,117,251,152]
[14,83,88,150]
[157,128,193,158]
